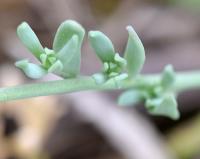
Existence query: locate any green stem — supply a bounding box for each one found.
[174,71,200,92]
[1,71,200,102]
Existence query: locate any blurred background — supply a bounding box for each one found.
[0,0,200,159]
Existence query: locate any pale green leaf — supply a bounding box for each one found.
[48,60,63,74]
[56,35,80,78]
[92,73,107,84]
[88,31,115,62]
[17,22,44,59]
[124,26,145,77]
[15,59,47,79]
[53,20,85,53]
[118,90,144,106]
[146,94,180,120]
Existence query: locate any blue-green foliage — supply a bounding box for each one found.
[16,20,85,78]
[15,19,179,120]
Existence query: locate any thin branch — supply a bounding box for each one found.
[1,71,200,102]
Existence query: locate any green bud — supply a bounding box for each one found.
[161,64,175,89]
[40,53,48,67]
[40,48,56,68]
[15,59,47,79]
[88,31,115,62]
[103,62,109,72]
[53,20,85,53]
[124,26,145,77]
[48,57,57,64]
[17,22,45,59]
[114,53,127,67]
[44,47,55,55]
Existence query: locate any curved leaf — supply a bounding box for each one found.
[15,60,47,79]
[118,90,144,106]
[56,35,80,78]
[53,20,85,53]
[17,22,44,59]
[124,26,145,77]
[88,31,115,62]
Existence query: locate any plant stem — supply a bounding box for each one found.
[1,71,200,102]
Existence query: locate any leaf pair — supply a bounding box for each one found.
[16,20,85,79]
[145,65,179,119]
[89,31,127,84]
[145,94,179,120]
[118,65,179,120]
[89,26,145,84]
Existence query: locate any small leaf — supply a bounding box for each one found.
[53,20,85,53]
[48,57,57,64]
[161,64,175,89]
[118,90,144,106]
[17,22,44,59]
[44,47,55,55]
[56,35,80,78]
[114,73,128,81]
[88,31,115,62]
[92,73,107,84]
[114,53,127,67]
[15,60,47,79]
[40,54,48,66]
[111,73,128,88]
[48,60,63,74]
[124,26,145,77]
[145,94,180,120]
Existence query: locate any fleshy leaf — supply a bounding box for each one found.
[118,90,144,106]
[17,22,44,59]
[161,64,175,89]
[112,73,128,88]
[88,31,115,62]
[40,54,48,66]
[48,60,63,74]
[124,26,145,77]
[114,73,128,81]
[56,35,80,78]
[92,73,107,84]
[53,20,85,53]
[145,94,180,120]
[15,60,47,79]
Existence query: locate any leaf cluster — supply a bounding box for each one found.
[15,20,179,120]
